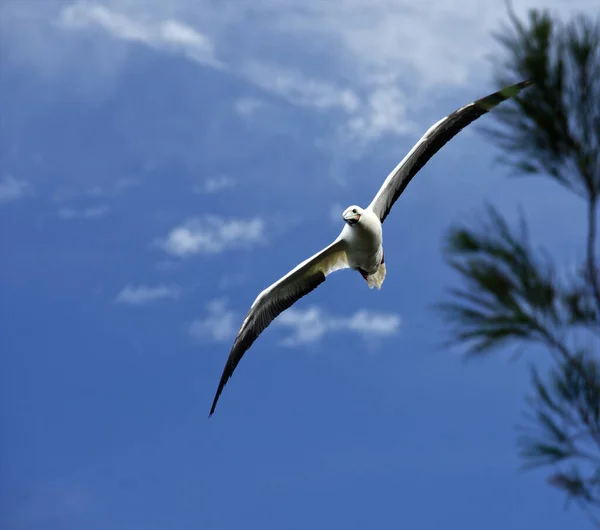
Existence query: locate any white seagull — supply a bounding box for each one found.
[209,80,531,416]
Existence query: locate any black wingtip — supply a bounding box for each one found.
[208,375,227,418]
[208,395,219,418]
[475,79,532,111]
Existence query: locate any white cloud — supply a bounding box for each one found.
[343,85,416,144]
[57,205,109,219]
[115,284,180,305]
[53,177,140,202]
[193,176,235,194]
[242,61,360,114]
[244,0,596,90]
[53,4,413,144]
[159,216,266,257]
[241,62,414,144]
[234,97,264,117]
[9,1,598,94]
[6,0,597,147]
[189,298,237,342]
[276,306,401,347]
[59,1,222,68]
[343,310,402,336]
[0,175,30,203]
[276,307,329,346]
[188,298,399,348]
[53,1,594,93]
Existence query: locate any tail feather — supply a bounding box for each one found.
[366,262,386,290]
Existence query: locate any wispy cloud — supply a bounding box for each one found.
[234,97,265,117]
[193,176,235,194]
[9,0,594,149]
[189,298,237,342]
[343,85,415,144]
[59,1,222,68]
[0,175,30,203]
[159,216,266,257]
[57,205,109,220]
[52,4,412,145]
[115,284,180,305]
[10,1,596,98]
[276,306,401,347]
[245,0,593,92]
[188,299,399,348]
[53,177,140,203]
[241,62,415,144]
[242,62,360,114]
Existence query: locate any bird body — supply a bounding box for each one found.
[208,80,533,416]
[341,206,385,288]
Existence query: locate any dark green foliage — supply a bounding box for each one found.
[439,6,600,526]
[439,206,565,356]
[520,355,600,524]
[484,7,600,199]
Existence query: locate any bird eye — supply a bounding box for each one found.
[352,208,357,213]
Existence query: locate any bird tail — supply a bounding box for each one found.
[366,262,386,290]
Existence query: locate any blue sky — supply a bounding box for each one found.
[1,1,597,529]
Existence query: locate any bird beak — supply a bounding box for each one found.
[343,212,361,226]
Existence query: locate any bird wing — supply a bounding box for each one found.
[367,80,532,224]
[209,237,349,416]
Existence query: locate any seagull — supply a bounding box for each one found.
[209,80,531,416]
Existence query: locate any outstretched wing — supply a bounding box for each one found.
[368,80,532,224]
[209,237,349,416]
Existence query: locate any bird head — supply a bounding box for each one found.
[342,205,363,226]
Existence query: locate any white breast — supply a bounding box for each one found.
[342,210,383,274]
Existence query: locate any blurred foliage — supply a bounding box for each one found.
[438,6,600,526]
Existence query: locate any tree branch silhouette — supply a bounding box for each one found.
[438,7,600,526]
